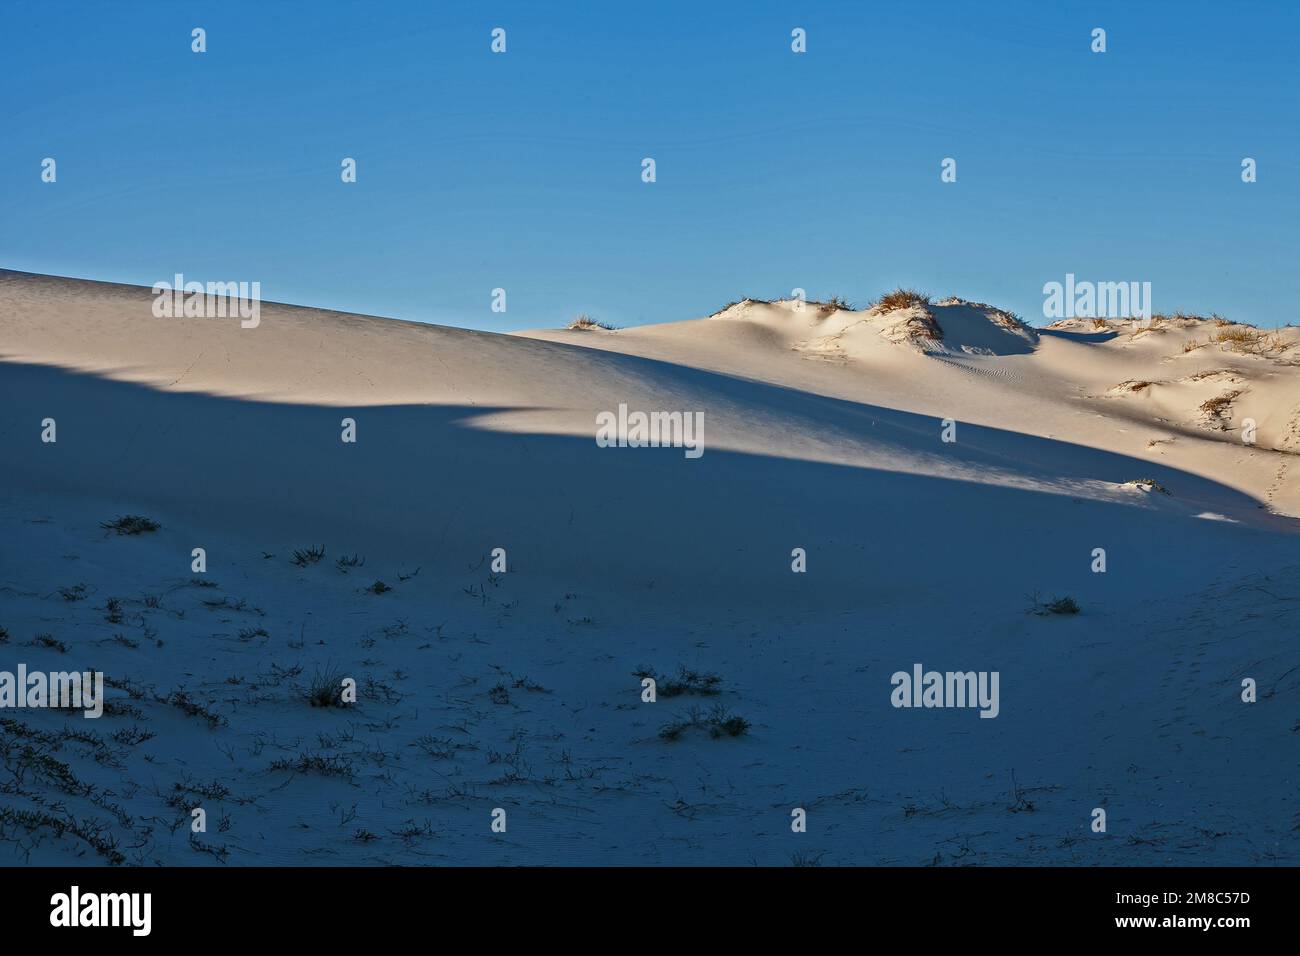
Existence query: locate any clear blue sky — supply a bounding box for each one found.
[2,0,1296,331]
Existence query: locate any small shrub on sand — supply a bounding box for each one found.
[634,665,723,698]
[307,667,348,708]
[165,689,227,727]
[1212,326,1286,356]
[1200,391,1242,420]
[658,715,693,741]
[1028,593,1080,616]
[568,314,616,331]
[104,598,124,625]
[270,753,355,779]
[291,545,326,567]
[101,515,160,535]
[1214,326,1260,345]
[872,288,931,312]
[901,312,943,342]
[818,295,855,311]
[1127,478,1171,495]
[709,708,752,738]
[659,704,751,741]
[30,633,68,652]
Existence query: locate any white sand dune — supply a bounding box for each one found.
[522,297,1300,520]
[1,270,1296,866]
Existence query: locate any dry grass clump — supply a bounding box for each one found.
[1200,392,1240,415]
[307,666,348,708]
[873,288,931,312]
[291,544,326,567]
[1214,326,1262,345]
[1200,390,1243,427]
[634,665,722,698]
[1128,316,1166,336]
[901,312,943,342]
[1115,380,1153,393]
[1027,592,1081,616]
[818,294,855,311]
[1207,326,1291,358]
[568,314,617,331]
[659,704,750,741]
[100,515,160,535]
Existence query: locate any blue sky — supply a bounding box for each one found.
[2,0,1296,331]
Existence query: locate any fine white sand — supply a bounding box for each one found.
[2,271,1296,865]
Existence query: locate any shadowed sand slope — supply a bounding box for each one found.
[0,270,1296,866]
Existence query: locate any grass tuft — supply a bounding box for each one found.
[1127,477,1171,495]
[659,704,751,741]
[101,515,160,535]
[872,288,931,312]
[1027,592,1081,616]
[291,545,326,567]
[567,314,617,331]
[307,666,349,708]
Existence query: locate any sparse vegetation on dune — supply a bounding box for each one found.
[1200,390,1243,423]
[0,806,126,865]
[291,544,326,567]
[104,597,124,625]
[1214,326,1262,345]
[100,515,159,535]
[900,312,943,342]
[1114,380,1153,393]
[1126,477,1171,495]
[269,753,356,780]
[712,294,858,314]
[872,288,931,312]
[1211,326,1288,356]
[164,688,227,727]
[815,294,855,311]
[1027,593,1081,616]
[307,666,348,708]
[29,633,68,652]
[567,314,617,331]
[659,704,751,741]
[708,296,769,316]
[635,664,723,698]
